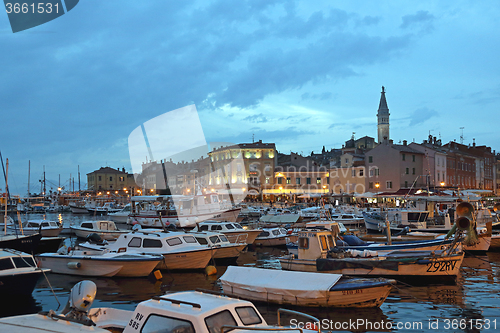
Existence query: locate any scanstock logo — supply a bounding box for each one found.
[4,0,79,33]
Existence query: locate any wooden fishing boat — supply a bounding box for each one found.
[280,229,464,278]
[220,266,394,307]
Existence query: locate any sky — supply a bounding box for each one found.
[1,1,499,196]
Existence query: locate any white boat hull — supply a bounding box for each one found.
[71,227,128,240]
[157,248,214,270]
[36,255,160,277]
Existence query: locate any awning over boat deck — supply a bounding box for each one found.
[259,215,301,224]
[220,266,342,299]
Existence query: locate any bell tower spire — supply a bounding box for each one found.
[377,86,390,143]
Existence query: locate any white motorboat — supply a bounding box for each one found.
[70,220,129,240]
[87,202,123,215]
[108,203,132,223]
[36,249,163,277]
[0,248,50,296]
[187,231,246,261]
[7,219,62,237]
[193,220,261,245]
[79,229,216,270]
[254,227,289,247]
[0,280,319,333]
[220,266,394,308]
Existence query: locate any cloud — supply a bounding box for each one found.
[454,86,500,105]
[400,10,435,33]
[243,113,268,123]
[408,107,438,126]
[301,92,333,101]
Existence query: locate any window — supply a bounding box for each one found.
[225,224,234,229]
[369,182,373,189]
[13,257,36,268]
[0,258,14,270]
[110,176,113,181]
[370,169,374,177]
[412,168,415,175]
[258,231,270,237]
[286,177,291,184]
[375,169,379,176]
[345,158,349,164]
[128,237,142,247]
[405,181,408,188]
[119,176,124,181]
[406,168,409,175]
[306,178,311,184]
[298,237,309,249]
[183,236,197,243]
[402,154,406,161]
[369,156,373,163]
[351,169,355,177]
[142,315,195,333]
[211,225,222,231]
[359,169,363,177]
[205,310,237,333]
[209,236,221,244]
[143,239,163,248]
[316,177,321,184]
[235,307,262,325]
[319,235,329,251]
[277,177,282,184]
[196,237,208,245]
[199,225,209,231]
[272,229,280,236]
[412,155,415,162]
[98,176,102,181]
[166,237,183,246]
[265,177,270,184]
[296,178,300,185]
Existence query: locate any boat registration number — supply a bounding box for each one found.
[342,289,363,295]
[426,260,457,272]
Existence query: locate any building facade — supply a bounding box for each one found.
[86,167,136,192]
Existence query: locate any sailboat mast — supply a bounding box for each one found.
[28,160,30,210]
[4,159,8,235]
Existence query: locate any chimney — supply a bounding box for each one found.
[403,140,407,146]
[383,136,388,145]
[473,138,476,147]
[122,167,125,173]
[423,140,427,144]
[389,139,394,144]
[433,136,437,145]
[258,139,262,143]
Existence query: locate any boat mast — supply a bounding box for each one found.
[27,160,30,209]
[4,159,8,235]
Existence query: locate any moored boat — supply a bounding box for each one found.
[79,229,216,270]
[36,249,163,277]
[7,219,62,237]
[70,220,129,240]
[192,220,261,245]
[0,248,50,296]
[280,228,464,279]
[0,280,319,333]
[220,266,394,307]
[254,227,289,247]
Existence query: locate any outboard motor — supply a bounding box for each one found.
[61,280,97,326]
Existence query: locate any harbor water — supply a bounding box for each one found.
[2,213,500,332]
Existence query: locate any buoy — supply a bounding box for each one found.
[205,265,217,276]
[153,270,163,280]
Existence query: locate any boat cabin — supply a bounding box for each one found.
[112,291,271,333]
[25,220,61,229]
[78,220,120,231]
[297,229,338,260]
[188,231,231,247]
[196,221,245,233]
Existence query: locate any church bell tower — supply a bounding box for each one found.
[377,86,390,143]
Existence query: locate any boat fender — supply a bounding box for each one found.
[205,265,217,276]
[67,262,82,269]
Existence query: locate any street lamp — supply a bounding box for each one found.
[375,183,380,189]
[322,185,327,194]
[440,181,445,187]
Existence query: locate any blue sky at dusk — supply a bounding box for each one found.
[1,1,499,195]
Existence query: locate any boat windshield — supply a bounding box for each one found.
[141,314,195,333]
[205,310,237,333]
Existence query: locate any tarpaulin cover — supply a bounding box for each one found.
[220,266,342,300]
